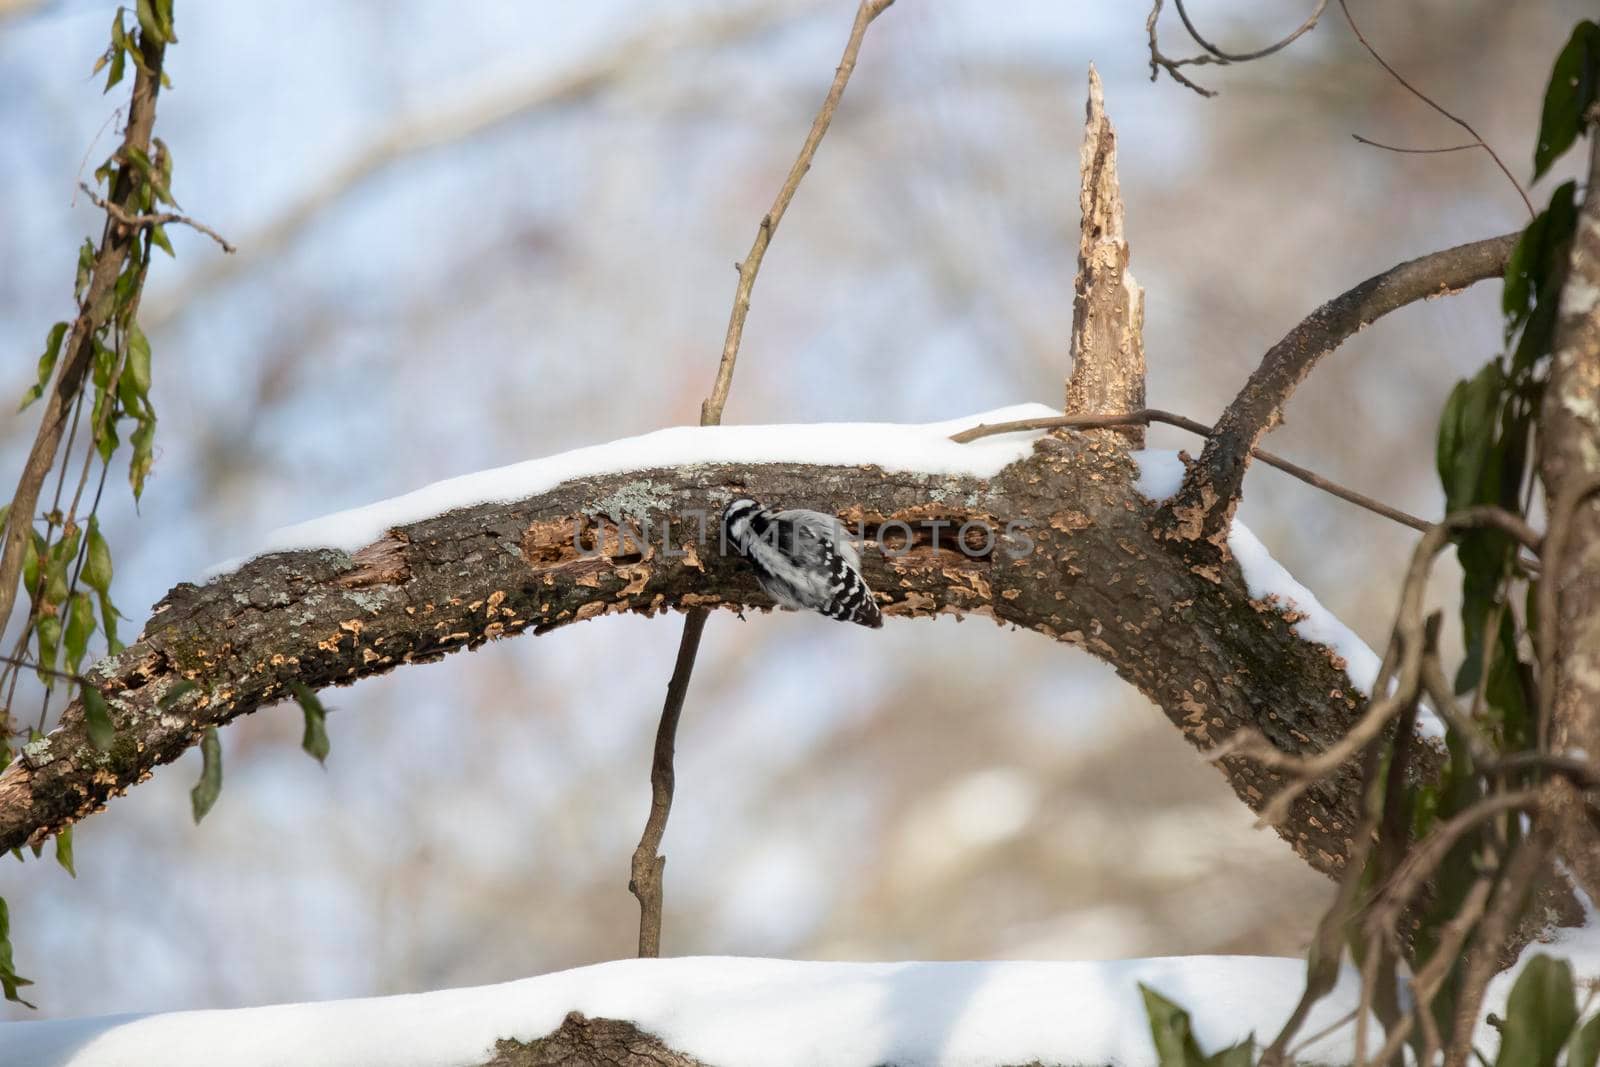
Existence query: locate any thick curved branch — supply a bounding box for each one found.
[0,435,1405,882]
[1157,233,1517,548]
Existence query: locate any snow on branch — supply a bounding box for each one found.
[0,409,1427,891]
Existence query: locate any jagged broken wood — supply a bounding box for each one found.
[1065,65,1146,447]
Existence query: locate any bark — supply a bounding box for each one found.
[1064,66,1145,446]
[1542,131,1600,904]
[481,1013,709,1067]
[1158,233,1518,549]
[1,432,1407,882]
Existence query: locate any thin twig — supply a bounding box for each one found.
[1367,789,1540,929]
[0,652,97,688]
[1146,0,1325,97]
[1351,134,1478,155]
[1336,0,1533,218]
[78,181,236,254]
[1215,509,1538,826]
[1445,816,1557,1066]
[951,408,1432,533]
[628,0,895,959]
[627,609,707,957]
[1259,735,1391,1067]
[702,0,894,424]
[1173,0,1327,63]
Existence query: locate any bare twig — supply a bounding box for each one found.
[1366,789,1541,931]
[702,0,894,425]
[77,182,235,254]
[1445,815,1558,1067]
[628,0,895,959]
[1351,134,1478,155]
[1259,735,1390,1067]
[1146,0,1325,97]
[1157,232,1518,548]
[1368,876,1494,1067]
[1216,508,1538,826]
[952,408,1432,532]
[1336,0,1533,218]
[0,653,96,689]
[627,609,707,957]
[1173,0,1327,63]
[1484,751,1600,791]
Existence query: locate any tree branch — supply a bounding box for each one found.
[0,29,167,647]
[1540,130,1600,912]
[951,408,1432,532]
[1157,232,1517,549]
[0,435,1413,887]
[77,182,235,254]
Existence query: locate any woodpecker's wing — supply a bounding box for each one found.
[774,509,861,570]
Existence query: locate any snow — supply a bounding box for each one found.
[2,955,1376,1067]
[1132,451,1444,741]
[213,404,1062,571]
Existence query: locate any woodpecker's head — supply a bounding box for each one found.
[721,498,765,557]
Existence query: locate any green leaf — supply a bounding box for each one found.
[149,224,174,257]
[190,726,223,824]
[99,590,124,655]
[83,683,115,752]
[76,239,95,301]
[1141,983,1211,1067]
[1534,21,1600,180]
[19,321,67,412]
[64,592,96,673]
[1208,1039,1254,1067]
[0,897,36,1008]
[1567,1014,1600,1067]
[129,413,157,499]
[135,0,165,43]
[22,531,42,600]
[126,323,152,398]
[34,614,61,683]
[155,0,176,41]
[292,683,330,765]
[84,516,113,595]
[53,826,75,879]
[1496,954,1578,1067]
[104,41,126,92]
[1436,360,1506,516]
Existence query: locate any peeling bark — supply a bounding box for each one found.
[0,432,1412,882]
[1065,65,1146,446]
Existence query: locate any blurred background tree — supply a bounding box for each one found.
[0,0,1589,1018]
